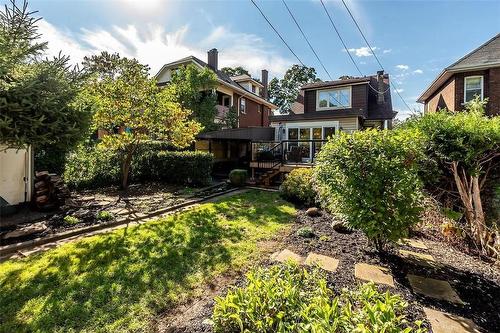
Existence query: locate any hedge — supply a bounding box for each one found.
[64,144,213,189]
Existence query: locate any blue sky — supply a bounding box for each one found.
[11,0,500,118]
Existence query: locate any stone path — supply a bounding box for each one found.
[407,274,464,305]
[271,238,478,332]
[423,307,481,333]
[355,263,395,287]
[305,252,339,272]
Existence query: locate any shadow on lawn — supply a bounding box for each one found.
[0,191,293,333]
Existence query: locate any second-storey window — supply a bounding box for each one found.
[317,87,351,110]
[239,98,246,114]
[464,76,483,103]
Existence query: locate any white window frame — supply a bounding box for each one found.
[316,86,352,111]
[239,97,246,114]
[464,75,484,103]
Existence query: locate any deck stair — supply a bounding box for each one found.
[258,168,281,186]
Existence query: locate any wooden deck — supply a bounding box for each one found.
[249,161,313,172]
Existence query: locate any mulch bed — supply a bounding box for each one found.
[159,208,500,333]
[0,182,231,246]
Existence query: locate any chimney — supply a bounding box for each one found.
[207,48,218,71]
[377,70,385,104]
[261,69,268,100]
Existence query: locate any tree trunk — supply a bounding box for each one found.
[450,161,488,253]
[121,145,136,190]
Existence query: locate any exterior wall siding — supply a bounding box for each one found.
[424,68,499,116]
[303,84,368,118]
[425,77,456,112]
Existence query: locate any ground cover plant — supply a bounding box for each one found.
[0,190,295,333]
[315,129,426,250]
[212,263,425,333]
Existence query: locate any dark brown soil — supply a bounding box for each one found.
[0,182,231,246]
[157,208,500,333]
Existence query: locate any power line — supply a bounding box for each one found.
[282,0,332,81]
[340,0,413,112]
[249,0,305,66]
[319,0,363,76]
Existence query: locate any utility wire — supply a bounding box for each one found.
[282,0,333,81]
[340,0,413,112]
[250,0,305,66]
[319,0,363,76]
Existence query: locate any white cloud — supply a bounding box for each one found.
[396,64,409,70]
[38,20,293,78]
[383,49,392,54]
[345,46,378,57]
[413,69,423,74]
[394,88,404,93]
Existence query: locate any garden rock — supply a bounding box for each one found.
[305,253,339,272]
[306,207,320,217]
[355,263,395,287]
[271,249,304,264]
[2,222,47,239]
[331,220,350,232]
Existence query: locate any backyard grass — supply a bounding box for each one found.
[0,190,295,333]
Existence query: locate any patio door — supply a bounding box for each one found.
[312,127,322,159]
[299,128,311,162]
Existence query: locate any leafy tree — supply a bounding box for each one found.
[81,52,202,189]
[221,106,238,129]
[315,129,426,250]
[164,64,219,132]
[0,0,90,151]
[221,66,250,77]
[403,97,500,255]
[269,64,320,114]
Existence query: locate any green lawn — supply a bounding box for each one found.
[0,190,295,333]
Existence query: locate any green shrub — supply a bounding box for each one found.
[63,215,80,225]
[315,130,425,250]
[296,226,315,238]
[228,169,248,186]
[279,168,316,206]
[64,143,213,189]
[212,263,424,333]
[96,211,114,221]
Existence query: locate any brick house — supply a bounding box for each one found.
[417,33,500,116]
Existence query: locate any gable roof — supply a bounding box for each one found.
[301,77,370,90]
[155,56,276,109]
[418,33,500,103]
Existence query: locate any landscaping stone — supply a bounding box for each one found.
[306,207,320,217]
[399,249,437,267]
[304,253,339,272]
[271,249,304,264]
[423,307,480,333]
[407,274,464,305]
[354,263,395,287]
[2,222,47,239]
[331,220,350,232]
[401,238,428,249]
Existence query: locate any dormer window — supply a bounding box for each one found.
[316,86,352,110]
[252,85,256,93]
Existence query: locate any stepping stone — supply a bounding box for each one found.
[423,307,480,333]
[400,238,428,249]
[271,249,304,264]
[399,249,437,267]
[355,263,395,287]
[305,253,339,272]
[407,274,464,305]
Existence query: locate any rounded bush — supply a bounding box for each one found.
[279,168,316,206]
[228,169,248,186]
[315,129,426,250]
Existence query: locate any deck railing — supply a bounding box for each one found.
[251,140,327,168]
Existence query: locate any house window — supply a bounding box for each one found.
[239,98,246,114]
[464,76,483,103]
[324,127,336,138]
[317,87,351,110]
[251,85,256,93]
